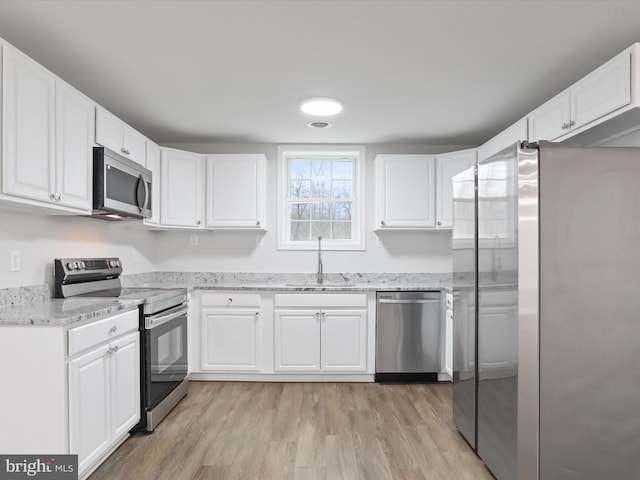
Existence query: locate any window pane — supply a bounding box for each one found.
[290,221,310,241]
[331,180,352,198]
[332,221,352,239]
[312,202,331,220]
[290,179,311,198]
[290,160,310,179]
[311,221,331,239]
[311,161,330,198]
[332,161,352,179]
[332,202,352,220]
[290,203,310,221]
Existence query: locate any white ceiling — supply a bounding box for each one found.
[0,0,639,146]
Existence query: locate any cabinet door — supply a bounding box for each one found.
[144,140,161,225]
[571,50,631,130]
[2,46,55,203]
[95,107,124,154]
[68,345,111,475]
[122,124,147,166]
[436,149,476,229]
[205,154,265,228]
[376,155,436,228]
[160,148,204,227]
[110,332,140,439]
[201,308,261,371]
[528,92,571,142]
[55,81,94,211]
[274,309,321,371]
[321,309,367,372]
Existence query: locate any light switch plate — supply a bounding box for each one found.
[9,251,20,272]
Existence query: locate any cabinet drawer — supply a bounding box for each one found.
[68,308,139,356]
[200,292,262,307]
[275,293,367,308]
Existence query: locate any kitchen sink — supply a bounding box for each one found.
[285,283,356,288]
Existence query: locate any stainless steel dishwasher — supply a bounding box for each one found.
[376,291,443,382]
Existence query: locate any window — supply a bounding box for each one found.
[277,145,365,250]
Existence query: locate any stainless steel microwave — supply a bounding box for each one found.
[92,146,152,220]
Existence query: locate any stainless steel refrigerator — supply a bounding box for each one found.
[452,141,640,480]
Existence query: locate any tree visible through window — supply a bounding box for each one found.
[289,158,353,240]
[278,146,365,250]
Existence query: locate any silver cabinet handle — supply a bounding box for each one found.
[109,326,117,334]
[315,312,320,320]
[561,122,569,129]
[569,120,576,127]
[196,220,201,225]
[381,220,386,226]
[321,312,326,321]
[255,312,260,319]
[59,194,64,201]
[227,298,233,304]
[256,221,261,226]
[112,345,119,353]
[121,147,127,154]
[437,221,442,226]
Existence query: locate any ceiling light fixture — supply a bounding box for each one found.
[301,97,343,116]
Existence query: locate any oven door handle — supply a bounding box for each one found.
[145,305,188,329]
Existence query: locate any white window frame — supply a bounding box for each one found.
[277,145,366,251]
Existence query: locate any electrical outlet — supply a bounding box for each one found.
[190,234,198,246]
[9,251,20,272]
[256,235,264,246]
[375,236,384,248]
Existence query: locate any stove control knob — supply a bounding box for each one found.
[79,261,86,270]
[109,260,120,268]
[66,262,76,270]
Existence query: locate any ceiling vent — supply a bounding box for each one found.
[307,121,332,129]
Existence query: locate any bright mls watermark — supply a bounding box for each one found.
[0,455,77,480]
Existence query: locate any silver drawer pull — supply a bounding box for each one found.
[109,326,117,334]
[378,299,441,304]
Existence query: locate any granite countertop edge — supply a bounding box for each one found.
[0,299,142,327]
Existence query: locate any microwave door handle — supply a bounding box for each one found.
[142,176,150,211]
[135,174,145,213]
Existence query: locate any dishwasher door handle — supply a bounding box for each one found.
[378,298,441,304]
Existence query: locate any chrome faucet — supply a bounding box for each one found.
[317,236,323,284]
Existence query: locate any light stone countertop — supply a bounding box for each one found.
[0,272,452,327]
[0,298,141,327]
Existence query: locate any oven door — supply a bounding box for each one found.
[144,304,188,410]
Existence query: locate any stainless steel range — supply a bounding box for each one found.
[54,257,188,432]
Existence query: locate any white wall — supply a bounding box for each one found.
[155,143,468,274]
[0,142,471,289]
[0,208,156,289]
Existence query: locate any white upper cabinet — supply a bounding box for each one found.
[205,154,266,229]
[477,117,528,162]
[143,140,161,226]
[95,107,147,166]
[2,45,56,204]
[160,147,204,228]
[2,44,93,213]
[55,80,94,211]
[435,149,476,229]
[529,49,631,142]
[375,154,436,229]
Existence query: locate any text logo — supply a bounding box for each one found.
[0,455,77,480]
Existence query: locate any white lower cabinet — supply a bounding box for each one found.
[274,294,368,373]
[69,321,140,478]
[199,293,263,372]
[0,308,140,480]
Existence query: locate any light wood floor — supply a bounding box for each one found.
[89,381,494,480]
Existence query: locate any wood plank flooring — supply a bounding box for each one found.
[89,382,494,480]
